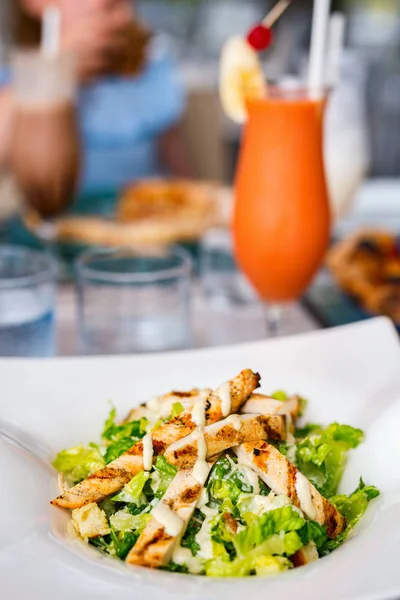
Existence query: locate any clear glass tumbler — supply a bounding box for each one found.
[200,228,257,308]
[0,246,56,357]
[76,246,193,355]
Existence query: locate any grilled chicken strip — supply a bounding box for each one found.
[241,393,300,421]
[164,413,287,470]
[126,460,217,568]
[123,389,206,423]
[234,441,346,538]
[51,369,260,509]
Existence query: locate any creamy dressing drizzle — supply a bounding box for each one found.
[247,492,296,516]
[227,414,242,431]
[152,502,184,537]
[217,381,232,416]
[295,471,316,520]
[195,506,218,560]
[196,486,209,509]
[142,432,154,471]
[192,429,209,484]
[147,396,161,412]
[191,398,206,427]
[241,465,260,494]
[172,545,203,574]
[159,399,175,419]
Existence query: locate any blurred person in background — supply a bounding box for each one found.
[0,0,190,211]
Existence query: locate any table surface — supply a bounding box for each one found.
[0,177,395,355]
[56,285,319,356]
[55,177,400,356]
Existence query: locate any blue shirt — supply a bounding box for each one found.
[79,53,185,192]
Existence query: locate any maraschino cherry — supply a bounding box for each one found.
[247,24,274,51]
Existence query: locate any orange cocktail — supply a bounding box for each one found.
[233,88,331,304]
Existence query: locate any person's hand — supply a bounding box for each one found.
[59,0,133,81]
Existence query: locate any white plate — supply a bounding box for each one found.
[1,317,400,600]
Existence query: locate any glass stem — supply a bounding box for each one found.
[264,303,284,337]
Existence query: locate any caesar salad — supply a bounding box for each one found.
[51,369,379,577]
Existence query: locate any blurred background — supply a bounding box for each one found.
[133,0,400,182]
[1,0,400,186]
[0,0,399,356]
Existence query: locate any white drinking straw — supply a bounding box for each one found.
[41,5,61,57]
[326,12,346,88]
[307,0,332,99]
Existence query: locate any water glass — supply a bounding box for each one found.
[199,228,257,308]
[76,246,193,355]
[0,246,56,357]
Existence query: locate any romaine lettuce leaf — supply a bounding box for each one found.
[205,506,325,575]
[161,562,189,573]
[110,529,139,559]
[205,552,291,577]
[297,520,328,549]
[209,511,238,560]
[89,535,113,554]
[252,555,292,577]
[207,455,255,506]
[181,509,204,556]
[324,423,364,448]
[254,531,303,557]
[152,402,185,430]
[297,396,308,417]
[169,402,184,419]
[104,438,136,464]
[113,470,150,503]
[209,479,243,503]
[332,478,380,520]
[90,530,138,560]
[319,478,379,555]
[102,407,148,442]
[150,456,178,499]
[101,407,149,463]
[295,422,364,497]
[294,423,322,438]
[234,505,305,555]
[259,480,271,496]
[208,456,231,482]
[110,508,151,533]
[98,497,118,518]
[52,444,105,485]
[154,455,177,480]
[270,390,289,401]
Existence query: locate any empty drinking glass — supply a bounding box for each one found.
[76,246,193,355]
[199,228,257,308]
[0,246,56,357]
